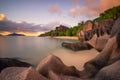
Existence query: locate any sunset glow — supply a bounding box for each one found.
[0,31,45,36]
[0,14,6,21]
[0,0,120,36]
[17,32,45,36]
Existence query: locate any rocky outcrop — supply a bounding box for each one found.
[56,25,69,32]
[79,19,115,41]
[83,20,94,31]
[0,67,48,80]
[49,70,83,80]
[62,19,115,51]
[94,60,120,80]
[36,17,120,80]
[62,42,93,51]
[0,58,31,72]
[77,17,120,79]
[87,34,110,51]
[0,16,120,80]
[38,25,69,37]
[36,54,80,78]
[1,27,120,80]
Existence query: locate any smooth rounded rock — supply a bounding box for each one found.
[0,67,48,80]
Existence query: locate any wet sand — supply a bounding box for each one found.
[51,48,99,70]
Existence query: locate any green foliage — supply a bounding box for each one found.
[65,29,72,36]
[45,30,52,36]
[43,22,84,36]
[71,25,83,36]
[94,5,120,21]
[55,30,65,36]
[58,32,65,36]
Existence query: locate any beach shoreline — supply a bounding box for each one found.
[46,36,78,40]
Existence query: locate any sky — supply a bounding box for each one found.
[0,0,120,36]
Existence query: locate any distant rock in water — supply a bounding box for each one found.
[7,32,25,36]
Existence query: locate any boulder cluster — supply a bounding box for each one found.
[62,18,115,51]
[0,17,120,80]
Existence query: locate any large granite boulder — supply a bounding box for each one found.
[77,17,120,79]
[0,67,48,80]
[0,58,31,72]
[73,19,115,51]
[83,19,114,40]
[94,60,120,80]
[83,20,94,31]
[49,70,83,80]
[36,54,80,78]
[111,17,120,37]
[62,42,93,51]
[88,34,109,51]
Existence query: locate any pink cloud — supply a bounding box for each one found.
[99,0,120,12]
[69,6,81,18]
[49,4,61,14]
[72,0,79,5]
[69,0,120,18]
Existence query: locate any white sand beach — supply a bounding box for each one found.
[52,48,99,70]
[49,36,78,40]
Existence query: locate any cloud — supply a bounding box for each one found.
[69,0,120,18]
[69,6,81,18]
[0,20,47,32]
[0,14,59,33]
[49,4,61,14]
[99,0,120,12]
[72,0,79,5]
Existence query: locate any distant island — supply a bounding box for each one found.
[7,32,25,36]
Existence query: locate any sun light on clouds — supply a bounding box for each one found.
[18,32,45,36]
[0,31,45,36]
[49,4,62,14]
[0,13,6,21]
[69,0,120,18]
[0,14,53,36]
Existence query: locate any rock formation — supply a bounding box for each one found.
[55,25,69,32]
[37,17,120,80]
[81,19,114,41]
[0,58,31,72]
[62,42,92,51]
[36,54,80,78]
[62,18,115,51]
[48,70,82,80]
[77,17,120,79]
[0,67,48,80]
[0,16,120,80]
